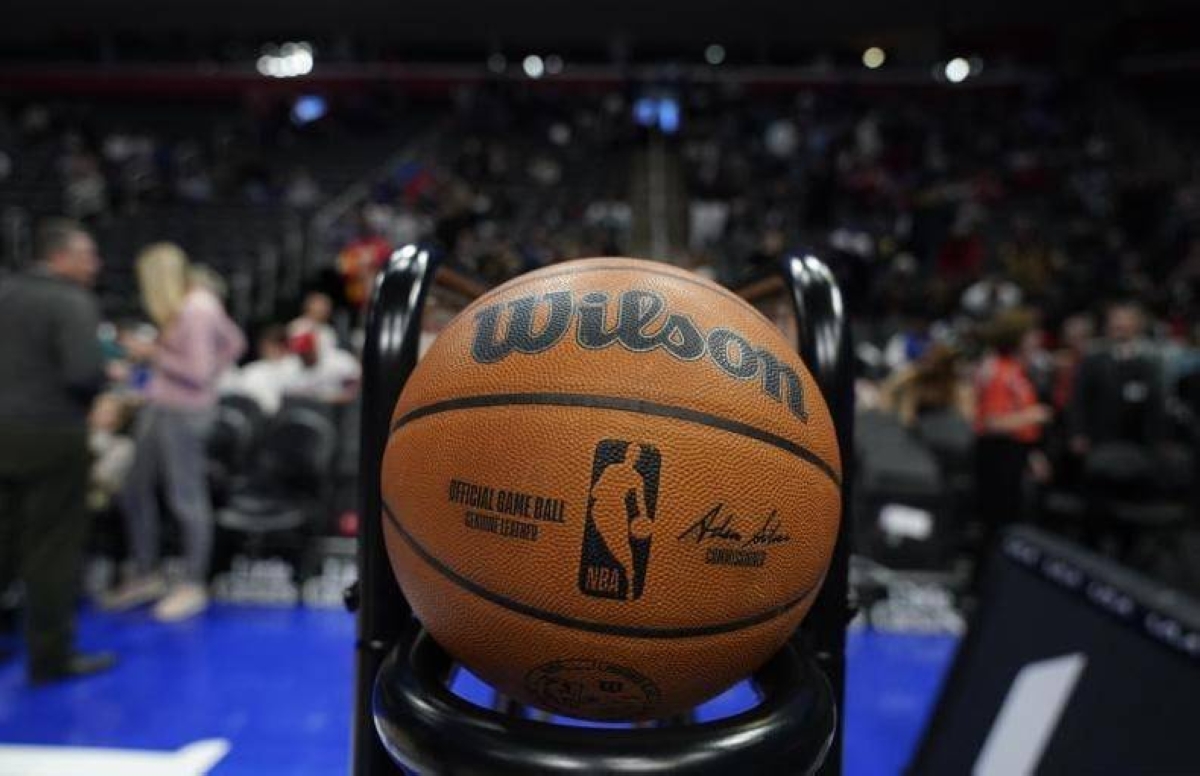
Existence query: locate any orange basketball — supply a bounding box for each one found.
[381,257,841,720]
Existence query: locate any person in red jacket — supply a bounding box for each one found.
[337,212,393,312]
[973,308,1052,567]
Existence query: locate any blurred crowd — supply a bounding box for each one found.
[0,101,326,220]
[4,77,1200,683]
[2,217,362,686]
[669,84,1199,590]
[322,85,636,305]
[863,299,1197,592]
[680,84,1199,318]
[328,81,1200,593]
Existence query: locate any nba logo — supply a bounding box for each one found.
[578,440,660,601]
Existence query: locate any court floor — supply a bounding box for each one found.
[0,605,956,775]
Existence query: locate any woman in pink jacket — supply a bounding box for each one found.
[108,243,246,621]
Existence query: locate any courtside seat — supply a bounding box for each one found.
[1097,498,1191,566]
[207,394,267,507]
[215,404,337,578]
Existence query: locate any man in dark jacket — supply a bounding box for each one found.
[1067,301,1169,499]
[0,218,116,683]
[1067,301,1166,452]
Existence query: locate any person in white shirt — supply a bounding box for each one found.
[288,291,339,356]
[220,326,300,414]
[284,325,361,405]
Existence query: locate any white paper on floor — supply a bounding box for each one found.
[0,738,229,776]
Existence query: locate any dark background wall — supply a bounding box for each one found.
[1,0,1197,66]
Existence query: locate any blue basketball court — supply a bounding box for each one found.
[0,604,955,775]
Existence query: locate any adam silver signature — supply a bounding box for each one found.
[676,503,792,548]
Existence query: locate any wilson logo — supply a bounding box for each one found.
[471,289,808,422]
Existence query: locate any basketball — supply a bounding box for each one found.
[381,257,841,720]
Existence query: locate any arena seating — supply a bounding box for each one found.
[6,79,1184,602]
[215,402,339,580]
[207,393,267,508]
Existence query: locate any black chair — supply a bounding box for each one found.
[207,393,267,508]
[217,392,267,432]
[280,393,343,423]
[914,410,975,554]
[1081,442,1192,571]
[913,409,974,495]
[855,410,952,570]
[352,248,854,775]
[215,404,338,580]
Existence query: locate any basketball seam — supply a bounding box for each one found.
[381,502,821,639]
[456,262,777,329]
[390,392,841,487]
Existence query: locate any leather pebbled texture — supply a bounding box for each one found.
[382,258,841,720]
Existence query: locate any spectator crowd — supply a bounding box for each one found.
[3,75,1200,685]
[317,84,637,308]
[0,213,364,687]
[674,84,1200,592]
[0,100,330,221]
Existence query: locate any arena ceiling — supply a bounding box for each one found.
[0,0,1195,55]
